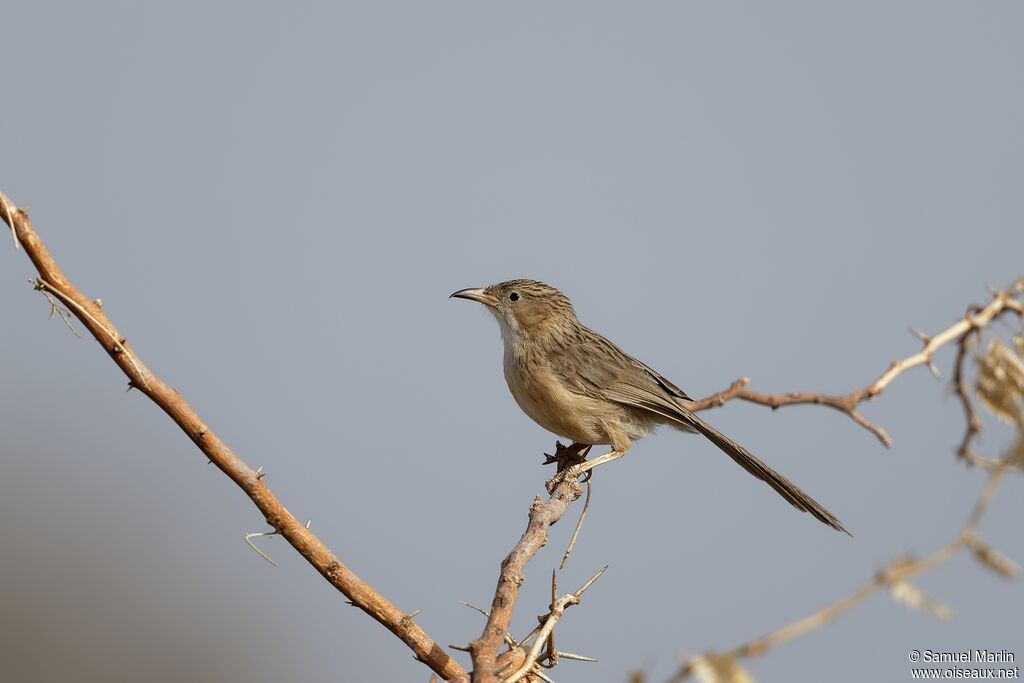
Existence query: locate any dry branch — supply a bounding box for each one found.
[501,566,606,683]
[667,454,1018,683]
[0,192,465,681]
[664,291,1024,683]
[462,443,590,683]
[687,281,1024,449]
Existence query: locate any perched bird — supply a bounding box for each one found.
[451,279,847,533]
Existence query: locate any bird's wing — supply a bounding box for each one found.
[549,326,693,406]
[547,328,848,533]
[630,357,693,401]
[600,379,698,427]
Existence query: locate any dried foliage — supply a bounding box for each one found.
[689,654,755,683]
[889,580,953,622]
[975,337,1024,426]
[969,537,1021,580]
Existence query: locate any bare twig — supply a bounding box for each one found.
[34,281,83,337]
[687,280,1024,448]
[501,566,607,683]
[0,191,20,249]
[33,277,147,381]
[0,192,465,681]
[667,444,1018,683]
[951,321,1005,469]
[460,603,518,649]
[244,529,280,567]
[545,571,558,669]
[560,479,591,570]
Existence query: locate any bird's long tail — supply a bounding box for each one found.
[681,409,849,535]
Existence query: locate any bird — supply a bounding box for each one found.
[450,279,847,534]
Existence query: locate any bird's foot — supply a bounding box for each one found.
[543,442,592,494]
[542,441,591,471]
[545,466,585,495]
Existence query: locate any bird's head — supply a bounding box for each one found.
[450,279,577,341]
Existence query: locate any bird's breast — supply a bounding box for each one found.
[502,343,613,445]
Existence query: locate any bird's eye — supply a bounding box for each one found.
[509,292,520,302]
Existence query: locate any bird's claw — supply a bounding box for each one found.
[545,463,587,494]
[542,441,591,470]
[542,440,570,466]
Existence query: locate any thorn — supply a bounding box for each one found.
[927,360,942,380]
[255,466,265,479]
[574,565,608,596]
[459,602,490,618]
[126,381,136,392]
[556,651,597,662]
[406,609,422,619]
[1,193,21,250]
[561,479,592,570]
[94,298,103,307]
[448,643,472,652]
[305,519,312,529]
[547,569,558,666]
[909,327,930,344]
[244,530,279,566]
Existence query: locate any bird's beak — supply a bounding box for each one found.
[450,287,498,307]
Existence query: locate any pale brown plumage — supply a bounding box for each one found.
[451,279,848,534]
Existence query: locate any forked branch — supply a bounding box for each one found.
[688,280,1024,449]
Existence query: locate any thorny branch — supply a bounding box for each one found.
[0,191,466,681]
[460,443,591,683]
[687,281,1024,449]
[661,285,1024,683]
[666,451,1019,683]
[501,566,607,683]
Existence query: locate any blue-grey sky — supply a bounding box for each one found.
[1,3,1021,682]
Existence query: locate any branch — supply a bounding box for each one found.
[664,309,1024,682]
[668,450,1018,683]
[501,566,606,683]
[951,321,1006,469]
[0,192,466,681]
[457,443,589,683]
[687,280,1024,448]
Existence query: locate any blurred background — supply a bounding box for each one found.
[1,3,1021,682]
